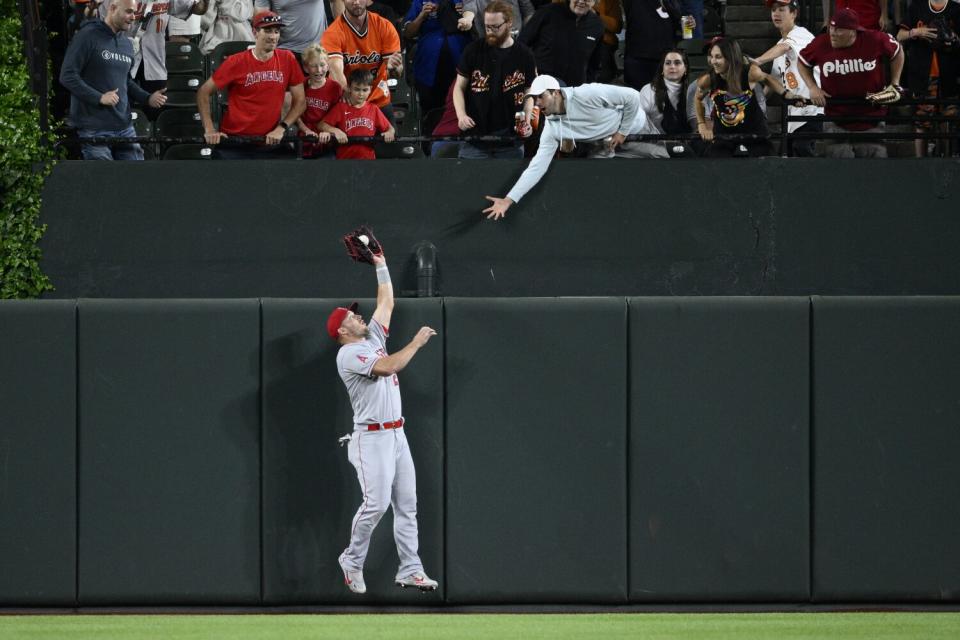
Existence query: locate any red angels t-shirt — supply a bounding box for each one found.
[301,80,343,156]
[322,100,391,160]
[302,81,344,131]
[213,49,306,136]
[799,30,900,130]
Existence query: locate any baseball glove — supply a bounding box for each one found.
[865,84,903,105]
[342,225,384,264]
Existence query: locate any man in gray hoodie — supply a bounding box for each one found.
[60,0,168,160]
[483,74,664,220]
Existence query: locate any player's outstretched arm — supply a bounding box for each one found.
[371,255,394,329]
[371,327,437,376]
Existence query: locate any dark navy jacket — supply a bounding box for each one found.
[59,19,151,131]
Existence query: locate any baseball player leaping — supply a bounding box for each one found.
[328,228,439,595]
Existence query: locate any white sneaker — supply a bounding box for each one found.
[395,571,438,591]
[338,554,366,594]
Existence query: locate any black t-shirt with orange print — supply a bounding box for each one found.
[457,39,537,134]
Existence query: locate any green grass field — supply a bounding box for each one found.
[2,613,959,640]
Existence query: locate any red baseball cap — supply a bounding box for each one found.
[830,8,864,31]
[327,302,359,339]
[765,0,798,8]
[253,11,285,30]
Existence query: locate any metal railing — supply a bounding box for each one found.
[56,134,545,159]
[57,95,960,159]
[777,95,959,157]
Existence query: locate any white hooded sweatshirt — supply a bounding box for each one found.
[506,83,654,204]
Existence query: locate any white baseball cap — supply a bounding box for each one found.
[525,75,561,97]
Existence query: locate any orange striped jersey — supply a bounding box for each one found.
[321,12,401,107]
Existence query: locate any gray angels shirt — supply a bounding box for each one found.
[336,319,403,427]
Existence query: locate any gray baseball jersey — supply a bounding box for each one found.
[99,0,199,80]
[254,0,328,53]
[336,319,402,427]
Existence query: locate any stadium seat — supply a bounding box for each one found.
[393,102,410,127]
[374,140,424,159]
[678,37,706,55]
[432,140,461,158]
[390,79,412,107]
[162,144,215,160]
[155,108,205,154]
[208,41,253,75]
[397,116,419,139]
[677,38,708,74]
[155,108,205,137]
[419,106,444,155]
[703,0,725,38]
[389,80,414,129]
[166,41,206,76]
[130,108,152,138]
[130,108,155,160]
[687,53,708,75]
[164,73,204,108]
[404,44,417,87]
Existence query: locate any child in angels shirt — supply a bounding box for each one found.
[320,69,396,160]
[298,44,343,158]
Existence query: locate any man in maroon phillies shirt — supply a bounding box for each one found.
[798,7,903,157]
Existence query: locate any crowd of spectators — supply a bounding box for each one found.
[58,0,959,161]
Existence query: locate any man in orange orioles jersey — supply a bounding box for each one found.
[322,0,404,124]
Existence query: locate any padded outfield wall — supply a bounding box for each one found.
[38,159,960,299]
[1,297,959,606]
[11,157,959,605]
